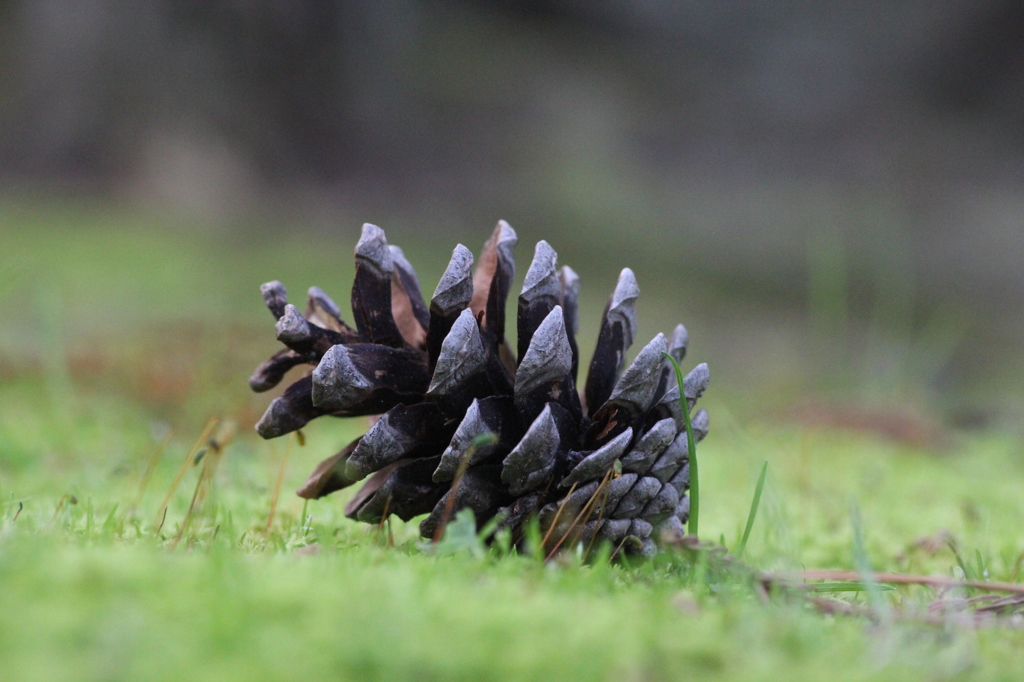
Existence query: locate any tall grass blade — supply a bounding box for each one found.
[737,460,768,559]
[663,352,699,537]
[850,501,890,623]
[264,431,296,536]
[947,538,976,581]
[171,420,235,550]
[155,417,219,526]
[128,429,174,517]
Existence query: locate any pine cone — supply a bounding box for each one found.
[250,222,710,556]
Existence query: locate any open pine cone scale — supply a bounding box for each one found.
[250,221,710,555]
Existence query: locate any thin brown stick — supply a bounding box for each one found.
[1010,550,1024,583]
[540,481,578,549]
[545,469,614,561]
[11,502,23,523]
[806,595,1024,629]
[129,429,174,517]
[432,480,463,543]
[765,570,1024,596]
[563,471,615,553]
[609,534,631,562]
[571,480,612,531]
[171,460,208,550]
[155,417,219,526]
[155,507,168,534]
[582,481,613,561]
[52,493,77,521]
[263,432,295,536]
[170,420,235,550]
[806,596,868,617]
[195,421,234,517]
[975,594,1024,614]
[928,594,1003,614]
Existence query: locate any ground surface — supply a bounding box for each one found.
[2,204,1024,681]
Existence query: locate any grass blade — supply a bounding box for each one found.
[663,352,699,538]
[947,538,976,581]
[737,460,768,559]
[850,501,891,623]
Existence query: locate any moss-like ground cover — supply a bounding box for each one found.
[2,204,1023,681]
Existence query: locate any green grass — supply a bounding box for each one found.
[663,352,701,537]
[2,203,1024,681]
[736,460,768,560]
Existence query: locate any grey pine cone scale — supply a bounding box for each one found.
[250,221,710,556]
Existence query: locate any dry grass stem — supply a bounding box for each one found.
[171,419,236,549]
[545,468,614,562]
[766,569,1024,596]
[155,417,219,527]
[540,481,578,548]
[52,493,77,521]
[263,431,296,536]
[129,429,173,517]
[581,482,613,561]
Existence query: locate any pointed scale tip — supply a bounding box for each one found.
[559,265,581,336]
[307,286,342,320]
[607,333,668,407]
[690,408,710,440]
[514,306,572,398]
[520,240,559,300]
[255,395,308,439]
[275,304,312,344]
[609,268,640,344]
[433,399,489,482]
[683,363,710,402]
[470,221,518,321]
[261,280,287,300]
[344,412,408,481]
[560,264,580,288]
[669,324,688,362]
[389,245,422,289]
[501,404,559,496]
[494,219,518,246]
[494,222,518,284]
[427,308,487,395]
[355,223,393,274]
[261,281,288,318]
[311,345,372,411]
[431,244,475,314]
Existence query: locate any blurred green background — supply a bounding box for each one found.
[3,1,1024,415]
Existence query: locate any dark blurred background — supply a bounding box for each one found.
[2,0,1024,421]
